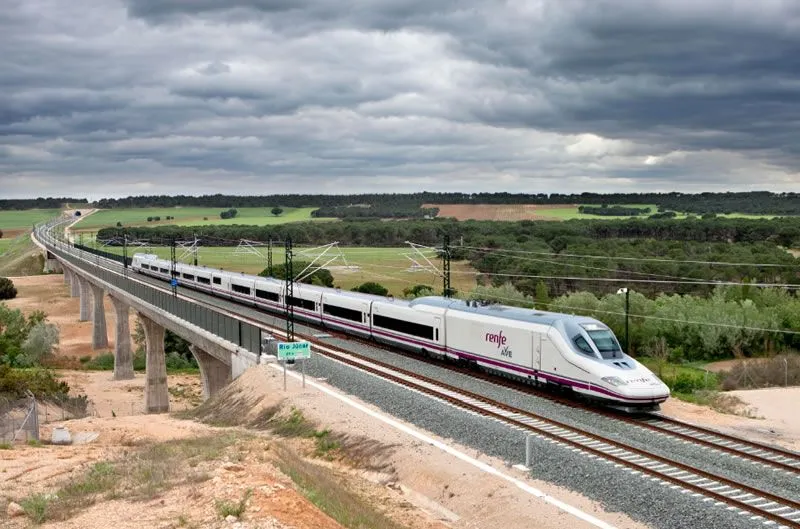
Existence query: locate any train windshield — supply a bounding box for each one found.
[585,329,623,359]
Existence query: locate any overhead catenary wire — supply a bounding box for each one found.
[459,245,800,268]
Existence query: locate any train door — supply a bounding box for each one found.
[533,333,542,372]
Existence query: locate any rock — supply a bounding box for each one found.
[7,502,24,517]
[225,515,238,523]
[222,463,245,472]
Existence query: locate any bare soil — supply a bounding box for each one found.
[659,389,800,451]
[422,204,570,221]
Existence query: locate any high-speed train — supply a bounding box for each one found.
[131,253,670,410]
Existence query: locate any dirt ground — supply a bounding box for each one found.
[422,204,570,221]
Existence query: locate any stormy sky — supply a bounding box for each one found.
[2,0,800,199]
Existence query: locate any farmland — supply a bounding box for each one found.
[72,207,334,231]
[90,243,476,296]
[0,208,61,237]
[424,203,783,221]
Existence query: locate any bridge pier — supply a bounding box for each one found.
[139,314,169,413]
[90,283,109,350]
[68,268,80,297]
[77,275,91,321]
[190,345,231,400]
[110,295,134,380]
[63,266,70,285]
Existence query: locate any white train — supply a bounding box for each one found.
[131,253,670,410]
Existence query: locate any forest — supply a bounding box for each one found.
[92,191,800,215]
[0,198,88,210]
[98,216,800,300]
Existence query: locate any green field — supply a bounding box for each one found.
[0,209,61,234]
[93,243,476,296]
[0,239,12,257]
[72,207,334,231]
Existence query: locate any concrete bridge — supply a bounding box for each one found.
[33,219,269,413]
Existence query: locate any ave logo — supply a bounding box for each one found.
[485,330,513,358]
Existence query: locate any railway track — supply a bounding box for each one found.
[319,327,800,476]
[272,326,800,528]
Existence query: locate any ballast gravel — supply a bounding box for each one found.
[298,352,760,529]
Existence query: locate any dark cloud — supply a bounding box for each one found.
[1,0,799,199]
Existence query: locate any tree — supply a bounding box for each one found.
[271,207,284,217]
[352,282,389,296]
[116,221,122,227]
[259,261,334,287]
[403,284,434,298]
[220,208,238,220]
[534,281,550,308]
[0,277,17,300]
[18,322,60,367]
[147,217,153,222]
[0,228,3,239]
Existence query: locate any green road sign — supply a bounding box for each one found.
[277,341,311,361]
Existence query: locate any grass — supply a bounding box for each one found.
[0,238,12,256]
[72,207,334,230]
[0,209,61,234]
[0,441,12,450]
[215,489,252,519]
[276,446,407,529]
[89,241,477,296]
[0,234,45,276]
[17,433,242,524]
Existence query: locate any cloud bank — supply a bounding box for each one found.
[2,0,799,198]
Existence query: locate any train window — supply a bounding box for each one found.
[255,289,280,302]
[197,276,211,285]
[323,303,362,322]
[212,277,222,285]
[373,314,434,340]
[182,273,195,281]
[287,296,316,311]
[141,264,150,270]
[573,335,596,357]
[586,330,623,359]
[160,268,169,274]
[231,283,251,296]
[435,328,439,341]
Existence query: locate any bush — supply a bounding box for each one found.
[402,284,434,299]
[352,282,388,296]
[260,261,334,288]
[0,364,71,400]
[17,322,60,367]
[0,277,17,300]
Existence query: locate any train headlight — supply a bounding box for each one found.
[601,376,628,387]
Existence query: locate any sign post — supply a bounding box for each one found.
[277,341,311,390]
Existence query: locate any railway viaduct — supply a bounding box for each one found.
[31,218,268,413]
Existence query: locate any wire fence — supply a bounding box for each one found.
[0,393,97,444]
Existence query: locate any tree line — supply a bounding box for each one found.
[92,191,800,215]
[311,204,439,219]
[578,205,651,216]
[98,216,800,298]
[0,198,88,211]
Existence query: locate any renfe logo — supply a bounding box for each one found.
[485,330,507,348]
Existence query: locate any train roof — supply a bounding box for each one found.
[409,296,597,327]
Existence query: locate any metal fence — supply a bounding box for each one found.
[1,393,96,444]
[36,222,263,355]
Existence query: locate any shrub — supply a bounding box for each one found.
[352,282,388,296]
[0,277,17,300]
[271,207,283,217]
[17,322,60,367]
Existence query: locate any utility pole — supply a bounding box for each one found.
[442,234,452,298]
[285,237,294,341]
[193,232,198,266]
[170,237,177,297]
[122,230,128,275]
[617,287,630,355]
[267,238,273,277]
